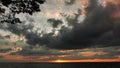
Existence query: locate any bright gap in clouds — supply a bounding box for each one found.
[14,0,86,36]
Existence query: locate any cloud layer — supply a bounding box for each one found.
[0,0,120,62]
[0,0,120,49]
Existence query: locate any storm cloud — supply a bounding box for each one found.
[0,0,120,50]
[47,0,118,49]
[0,48,12,53]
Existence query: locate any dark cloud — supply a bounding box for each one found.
[8,45,120,60]
[10,46,70,56]
[0,48,12,53]
[47,0,115,49]
[91,46,120,59]
[0,55,4,58]
[0,0,120,50]
[47,18,63,28]
[65,0,76,5]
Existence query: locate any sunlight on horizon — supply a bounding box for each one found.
[54,60,67,63]
[46,59,120,63]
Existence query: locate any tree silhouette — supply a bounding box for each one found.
[0,0,45,24]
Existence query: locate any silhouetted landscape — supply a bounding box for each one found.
[0,63,119,68]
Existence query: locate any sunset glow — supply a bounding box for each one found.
[54,60,67,63]
[47,59,120,63]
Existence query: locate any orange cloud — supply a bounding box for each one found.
[79,51,107,57]
[103,0,120,18]
[37,56,50,60]
[79,0,88,3]
[81,11,86,16]
[0,54,120,62]
[109,0,120,5]
[102,0,108,7]
[0,55,27,62]
[79,0,88,6]
[57,55,71,58]
[45,58,120,63]
[79,0,89,16]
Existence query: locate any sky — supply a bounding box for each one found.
[0,0,120,62]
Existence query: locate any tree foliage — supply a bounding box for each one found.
[0,0,45,24]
